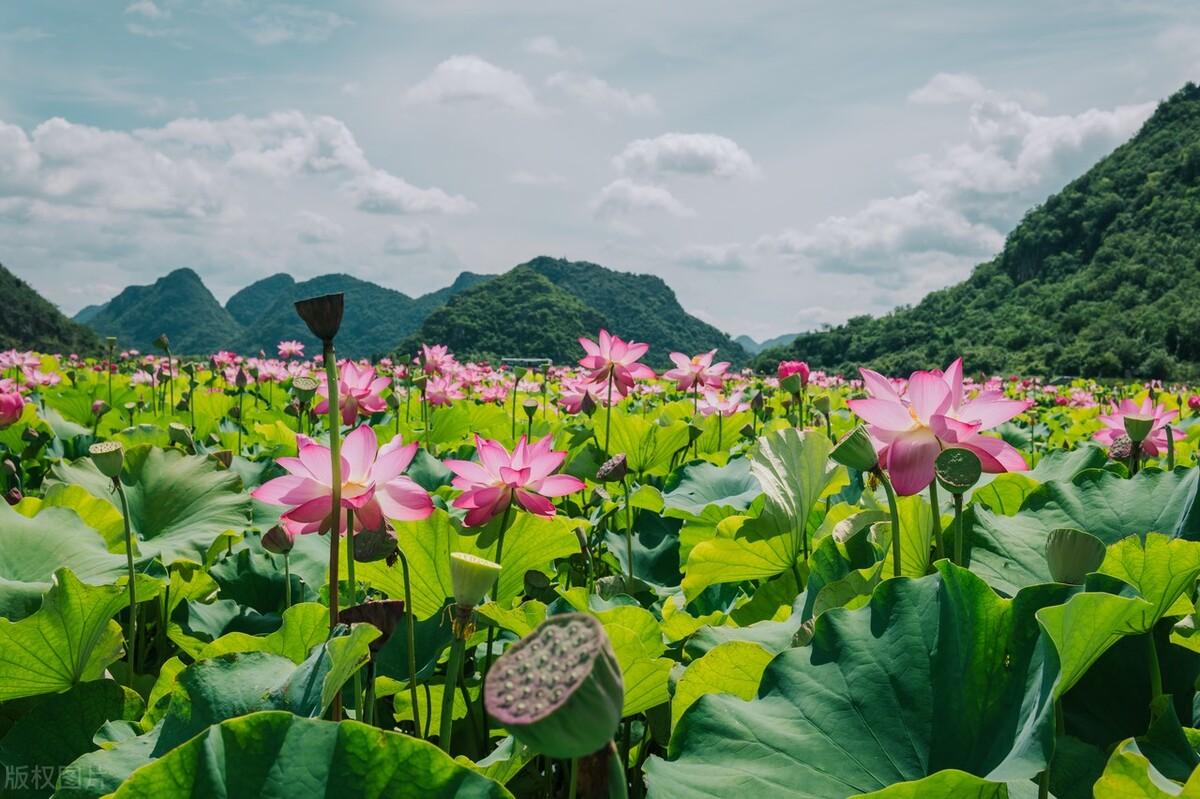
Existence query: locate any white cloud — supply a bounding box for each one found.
[296,210,342,244]
[509,170,565,186]
[405,55,540,113]
[523,35,579,59]
[124,1,168,20]
[676,243,747,272]
[0,26,52,42]
[613,133,759,179]
[383,223,434,255]
[546,72,657,118]
[345,169,475,215]
[592,178,693,222]
[757,76,1154,280]
[241,4,350,46]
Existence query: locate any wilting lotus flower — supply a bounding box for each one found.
[847,358,1030,495]
[277,340,305,359]
[426,375,465,407]
[252,424,433,536]
[445,434,585,527]
[1093,397,1177,457]
[316,361,389,425]
[578,330,655,396]
[664,350,729,392]
[699,390,749,417]
[0,391,25,429]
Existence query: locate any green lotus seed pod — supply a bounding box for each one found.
[1046,528,1106,585]
[1123,414,1154,444]
[292,376,319,404]
[485,612,624,759]
[450,552,501,608]
[830,425,878,472]
[88,441,125,479]
[812,395,831,415]
[168,422,194,450]
[780,374,804,395]
[934,447,982,495]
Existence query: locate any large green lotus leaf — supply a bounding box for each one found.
[0,680,142,799]
[606,411,692,476]
[59,631,378,799]
[459,736,536,788]
[15,483,125,549]
[1025,445,1110,484]
[592,604,673,716]
[681,430,837,599]
[0,500,130,620]
[671,640,774,729]
[644,562,1072,799]
[662,458,761,516]
[50,446,252,564]
[356,510,578,620]
[375,600,454,682]
[98,711,512,798]
[1097,534,1200,629]
[0,568,161,701]
[208,546,316,614]
[851,769,1022,798]
[1092,738,1200,798]
[971,468,1200,595]
[196,602,333,663]
[426,402,510,449]
[604,511,683,589]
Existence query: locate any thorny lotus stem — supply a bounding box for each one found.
[877,469,901,578]
[604,371,615,454]
[621,475,634,583]
[396,546,421,735]
[928,480,945,561]
[115,478,137,688]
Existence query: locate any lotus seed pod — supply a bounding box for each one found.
[830,425,878,472]
[450,552,501,608]
[1122,414,1154,444]
[293,292,344,342]
[812,395,832,416]
[168,422,194,450]
[485,612,624,759]
[934,448,982,495]
[1108,434,1133,462]
[88,441,125,479]
[262,524,295,555]
[1046,528,1106,585]
[522,398,539,420]
[749,390,764,413]
[595,453,627,483]
[292,375,319,404]
[779,374,804,395]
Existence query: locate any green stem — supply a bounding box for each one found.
[346,509,362,719]
[323,340,342,636]
[568,757,580,799]
[878,470,901,578]
[929,480,944,562]
[607,742,629,799]
[237,389,244,455]
[604,372,614,455]
[1148,631,1163,702]
[482,504,515,740]
[396,547,421,736]
[953,493,966,567]
[283,554,291,611]
[1130,440,1141,476]
[115,480,137,689]
[1167,426,1176,470]
[439,636,467,752]
[621,475,634,583]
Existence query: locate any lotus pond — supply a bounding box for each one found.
[1,314,1199,798]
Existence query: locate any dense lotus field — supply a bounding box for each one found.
[2,300,1200,798]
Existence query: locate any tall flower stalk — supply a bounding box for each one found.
[90,442,135,686]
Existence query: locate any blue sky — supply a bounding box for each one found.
[1,1,1198,339]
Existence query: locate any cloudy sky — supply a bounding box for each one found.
[2,1,1198,340]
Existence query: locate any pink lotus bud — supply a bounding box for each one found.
[777,360,810,388]
[0,392,25,429]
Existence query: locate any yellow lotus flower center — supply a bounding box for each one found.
[342,481,370,499]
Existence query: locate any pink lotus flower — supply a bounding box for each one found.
[558,378,608,414]
[1093,397,1177,457]
[664,350,730,392]
[425,375,465,407]
[252,425,433,536]
[1189,395,1200,412]
[445,435,585,527]
[0,391,24,429]
[317,361,389,425]
[420,344,455,376]
[777,360,810,387]
[848,358,1029,495]
[699,390,749,417]
[278,340,305,359]
[578,330,655,397]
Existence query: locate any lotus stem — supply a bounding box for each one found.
[439,629,468,752]
[115,479,137,688]
[608,741,628,799]
[1167,426,1176,470]
[929,480,944,561]
[878,470,901,578]
[283,553,291,611]
[1147,631,1163,702]
[346,508,362,719]
[510,372,519,439]
[953,493,966,567]
[569,757,580,799]
[1130,439,1141,476]
[482,503,515,740]
[396,546,422,736]
[323,338,342,636]
[621,475,634,583]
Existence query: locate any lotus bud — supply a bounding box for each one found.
[522,398,539,421]
[1108,434,1132,462]
[294,292,344,342]
[234,369,248,390]
[450,552,502,609]
[830,425,878,472]
[91,399,110,418]
[1122,414,1154,444]
[4,487,20,505]
[228,405,241,420]
[749,390,764,413]
[168,422,194,451]
[153,334,170,353]
[262,524,295,555]
[338,599,407,656]
[88,441,125,479]
[813,395,831,416]
[580,390,597,416]
[353,523,398,562]
[1046,528,1106,585]
[292,375,319,405]
[934,448,982,495]
[596,453,627,483]
[484,612,624,759]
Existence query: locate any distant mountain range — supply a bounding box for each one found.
[760,82,1200,379]
[1,263,99,355]
[57,257,745,364]
[735,333,800,355]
